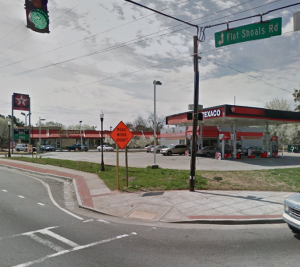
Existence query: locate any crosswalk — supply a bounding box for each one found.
[5,225,137,267]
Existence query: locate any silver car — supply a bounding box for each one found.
[160,144,189,156]
[283,192,300,234]
[150,145,168,153]
[197,146,220,157]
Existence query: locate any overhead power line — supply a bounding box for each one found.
[0,0,285,77]
[0,0,258,71]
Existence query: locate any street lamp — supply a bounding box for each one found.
[7,121,11,157]
[79,121,83,145]
[39,117,45,152]
[21,112,27,126]
[100,112,105,171]
[152,80,162,169]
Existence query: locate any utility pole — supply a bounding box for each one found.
[125,0,200,191]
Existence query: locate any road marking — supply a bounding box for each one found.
[37,203,45,206]
[18,195,25,198]
[97,219,110,224]
[40,229,79,247]
[2,189,7,192]
[12,232,137,267]
[83,219,93,223]
[26,233,65,252]
[27,176,83,220]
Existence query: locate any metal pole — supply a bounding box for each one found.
[154,82,157,166]
[28,113,31,145]
[101,117,105,171]
[190,35,199,192]
[8,124,11,157]
[11,95,14,154]
[80,122,83,145]
[125,145,128,187]
[39,117,41,152]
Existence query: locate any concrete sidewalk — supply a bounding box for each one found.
[0,159,290,224]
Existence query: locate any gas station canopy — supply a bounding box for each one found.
[166,104,300,127]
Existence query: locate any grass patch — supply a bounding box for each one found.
[7,157,300,193]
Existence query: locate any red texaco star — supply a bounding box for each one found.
[15,95,28,106]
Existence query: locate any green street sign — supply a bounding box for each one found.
[215,18,282,48]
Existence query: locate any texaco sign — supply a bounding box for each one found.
[13,93,30,111]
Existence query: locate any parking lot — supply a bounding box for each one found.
[6,150,300,171]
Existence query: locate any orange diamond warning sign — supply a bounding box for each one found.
[110,121,133,149]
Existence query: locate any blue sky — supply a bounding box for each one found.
[0,0,299,129]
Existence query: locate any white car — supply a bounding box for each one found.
[283,192,300,234]
[97,145,114,152]
[15,144,27,152]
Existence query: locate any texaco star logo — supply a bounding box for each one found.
[15,95,29,107]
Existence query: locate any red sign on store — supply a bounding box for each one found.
[110,121,133,149]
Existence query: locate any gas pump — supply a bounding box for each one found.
[270,136,279,157]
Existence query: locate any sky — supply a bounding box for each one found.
[0,0,299,130]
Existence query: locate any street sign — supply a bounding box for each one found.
[110,121,133,150]
[14,129,30,140]
[215,17,282,48]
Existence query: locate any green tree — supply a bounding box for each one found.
[293,88,300,111]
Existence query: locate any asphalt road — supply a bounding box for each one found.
[1,167,300,266]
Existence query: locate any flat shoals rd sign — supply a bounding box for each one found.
[215,17,282,48]
[110,121,133,149]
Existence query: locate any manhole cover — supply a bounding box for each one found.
[142,192,164,197]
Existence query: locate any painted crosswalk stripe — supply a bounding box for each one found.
[26,233,65,252]
[40,229,79,247]
[97,219,110,224]
[2,190,7,192]
[37,203,45,206]
[18,195,25,198]
[83,219,93,223]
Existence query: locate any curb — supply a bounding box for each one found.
[0,162,285,225]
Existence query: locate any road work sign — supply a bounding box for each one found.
[215,17,282,48]
[110,121,133,150]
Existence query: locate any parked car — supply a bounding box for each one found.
[40,145,56,151]
[97,145,114,152]
[160,144,189,156]
[283,192,300,234]
[66,144,89,151]
[144,145,154,153]
[242,146,262,155]
[15,144,27,152]
[197,146,221,157]
[150,145,168,153]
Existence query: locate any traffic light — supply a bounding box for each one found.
[187,112,203,121]
[24,0,50,33]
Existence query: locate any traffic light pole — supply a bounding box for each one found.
[190,36,200,191]
[124,0,201,191]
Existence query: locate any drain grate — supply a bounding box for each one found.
[142,192,164,197]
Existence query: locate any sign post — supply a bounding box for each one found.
[215,18,282,48]
[110,121,133,190]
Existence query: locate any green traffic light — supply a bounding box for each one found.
[29,9,49,30]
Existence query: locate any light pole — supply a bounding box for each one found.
[8,121,11,157]
[100,112,105,171]
[152,80,162,169]
[79,121,83,145]
[39,117,45,152]
[21,112,27,126]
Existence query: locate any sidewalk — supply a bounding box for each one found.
[0,159,289,224]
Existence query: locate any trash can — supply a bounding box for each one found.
[236,153,241,159]
[261,149,268,158]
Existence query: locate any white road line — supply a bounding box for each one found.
[18,195,25,198]
[26,233,65,252]
[97,219,110,224]
[2,189,7,192]
[83,219,93,223]
[40,229,79,247]
[12,232,137,267]
[37,203,45,206]
[27,176,83,220]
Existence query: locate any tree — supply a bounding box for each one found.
[265,98,290,111]
[0,117,9,150]
[293,88,300,111]
[132,115,150,131]
[147,112,165,132]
